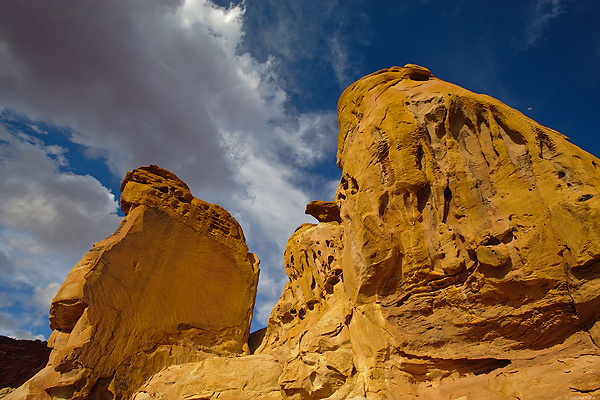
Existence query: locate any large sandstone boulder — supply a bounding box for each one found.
[254,64,600,399]
[7,165,259,400]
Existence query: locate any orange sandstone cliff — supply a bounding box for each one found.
[6,65,600,399]
[251,64,600,399]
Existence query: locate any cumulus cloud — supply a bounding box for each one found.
[0,123,122,338]
[0,128,121,259]
[0,0,340,337]
[0,125,121,278]
[0,0,259,192]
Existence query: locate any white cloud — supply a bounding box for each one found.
[328,35,351,87]
[0,312,45,340]
[237,0,365,96]
[0,127,121,271]
[30,282,61,311]
[273,112,338,167]
[0,125,122,338]
[526,0,568,47]
[0,0,340,336]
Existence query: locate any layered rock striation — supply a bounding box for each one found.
[7,165,259,400]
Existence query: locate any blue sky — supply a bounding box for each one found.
[0,0,598,340]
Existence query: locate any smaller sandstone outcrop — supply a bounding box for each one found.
[256,221,353,399]
[305,200,341,223]
[7,165,259,400]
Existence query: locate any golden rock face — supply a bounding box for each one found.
[254,65,600,398]
[8,165,259,400]
[8,67,600,399]
[335,65,600,351]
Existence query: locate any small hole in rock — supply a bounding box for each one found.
[443,186,452,223]
[485,236,501,246]
[298,308,306,320]
[502,231,514,244]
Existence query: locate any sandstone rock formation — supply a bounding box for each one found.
[259,63,600,398]
[135,65,600,399]
[256,64,600,398]
[305,200,341,223]
[7,65,600,399]
[6,165,259,400]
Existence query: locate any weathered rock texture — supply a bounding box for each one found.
[8,65,600,399]
[6,165,259,400]
[0,336,51,391]
[135,66,600,399]
[254,64,600,399]
[305,200,342,223]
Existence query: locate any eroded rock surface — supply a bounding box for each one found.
[8,66,600,399]
[133,354,283,400]
[254,65,600,399]
[257,221,353,399]
[7,165,259,400]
